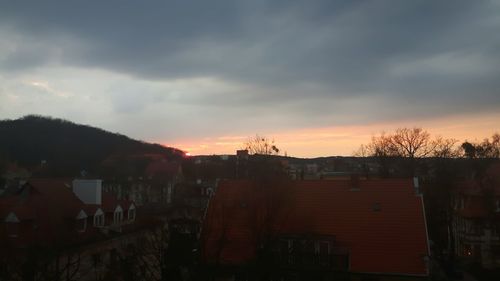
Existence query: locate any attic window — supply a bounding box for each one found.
[114,206,124,224]
[76,218,87,232]
[93,208,104,227]
[76,210,88,232]
[372,202,381,212]
[94,214,104,227]
[128,207,136,221]
[5,212,20,238]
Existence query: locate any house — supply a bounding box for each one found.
[451,163,500,268]
[103,159,182,206]
[0,178,146,280]
[0,178,137,243]
[201,178,430,281]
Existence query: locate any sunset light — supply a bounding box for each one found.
[1,1,500,280]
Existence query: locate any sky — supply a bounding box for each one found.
[0,0,499,157]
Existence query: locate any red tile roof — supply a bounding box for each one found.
[1,179,136,247]
[201,179,429,276]
[0,179,88,245]
[101,191,133,212]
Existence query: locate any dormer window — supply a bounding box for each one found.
[76,210,88,232]
[113,205,123,224]
[93,209,105,227]
[128,204,136,221]
[5,212,20,238]
[76,218,87,232]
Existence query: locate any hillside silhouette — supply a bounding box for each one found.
[0,115,184,176]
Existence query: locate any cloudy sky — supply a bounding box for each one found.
[1,0,499,157]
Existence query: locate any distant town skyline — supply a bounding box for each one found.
[1,1,499,157]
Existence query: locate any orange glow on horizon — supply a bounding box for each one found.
[159,112,500,158]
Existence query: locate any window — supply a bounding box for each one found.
[128,207,136,221]
[94,214,104,227]
[496,200,500,212]
[463,244,473,256]
[5,212,20,238]
[279,239,291,264]
[76,218,87,232]
[318,241,330,265]
[76,210,87,232]
[93,208,105,227]
[113,206,123,224]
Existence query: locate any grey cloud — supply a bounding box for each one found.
[0,0,499,130]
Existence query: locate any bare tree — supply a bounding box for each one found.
[358,127,458,176]
[432,137,459,158]
[244,135,280,155]
[387,128,436,158]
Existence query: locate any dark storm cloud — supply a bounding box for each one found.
[1,0,499,127]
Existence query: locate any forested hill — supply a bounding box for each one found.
[0,115,185,176]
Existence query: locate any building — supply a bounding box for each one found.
[452,163,500,268]
[201,178,430,281]
[0,178,153,280]
[103,159,183,206]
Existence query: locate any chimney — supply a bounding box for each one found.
[413,177,420,194]
[236,149,249,159]
[72,179,102,205]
